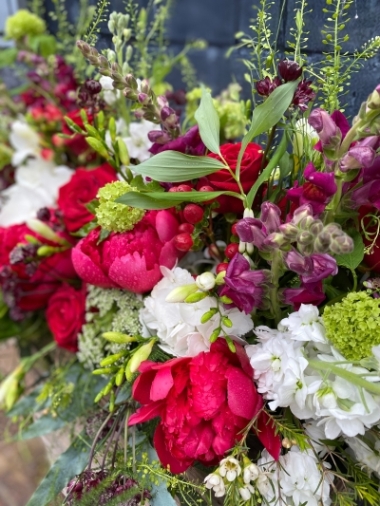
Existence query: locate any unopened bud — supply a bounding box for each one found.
[129,339,156,373]
[27,219,67,245]
[102,332,137,344]
[165,283,198,302]
[200,308,219,323]
[185,291,208,303]
[196,272,216,291]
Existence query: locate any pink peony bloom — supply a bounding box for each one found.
[71,210,181,293]
[129,339,281,473]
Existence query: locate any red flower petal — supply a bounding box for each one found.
[128,401,164,425]
[150,366,174,401]
[132,369,157,405]
[182,422,214,459]
[154,424,193,474]
[255,411,281,461]
[226,366,262,420]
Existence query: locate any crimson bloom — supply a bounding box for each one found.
[287,163,337,216]
[129,339,281,473]
[72,210,182,293]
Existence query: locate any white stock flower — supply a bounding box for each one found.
[99,76,120,105]
[0,158,72,226]
[123,120,155,161]
[140,266,253,357]
[346,436,380,476]
[239,484,255,501]
[246,329,305,399]
[280,304,327,343]
[9,119,41,165]
[257,448,332,506]
[303,419,335,457]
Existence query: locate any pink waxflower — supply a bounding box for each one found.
[128,339,281,473]
[71,210,182,293]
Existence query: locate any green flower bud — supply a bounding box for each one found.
[165,283,198,303]
[95,181,145,232]
[210,328,221,343]
[100,351,126,367]
[115,367,125,387]
[184,291,208,303]
[222,316,233,328]
[86,137,110,159]
[200,308,218,324]
[129,339,156,373]
[27,219,67,245]
[102,332,138,344]
[5,10,46,40]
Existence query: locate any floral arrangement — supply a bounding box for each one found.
[2,1,380,505]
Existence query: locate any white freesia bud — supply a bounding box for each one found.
[243,208,254,218]
[196,272,216,292]
[239,484,255,501]
[219,457,242,482]
[165,283,198,303]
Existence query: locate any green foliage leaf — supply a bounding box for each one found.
[7,386,45,417]
[28,35,57,57]
[0,48,18,68]
[117,190,242,210]
[336,230,365,270]
[147,446,178,506]
[236,81,298,180]
[17,363,107,440]
[25,431,91,506]
[194,88,220,155]
[129,151,226,182]
[246,132,288,208]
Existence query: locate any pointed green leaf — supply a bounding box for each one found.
[117,190,243,210]
[129,151,226,182]
[194,88,221,154]
[25,431,91,506]
[246,132,288,208]
[236,81,298,179]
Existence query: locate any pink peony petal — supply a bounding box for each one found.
[71,244,116,288]
[154,424,192,474]
[128,401,164,425]
[182,422,215,459]
[150,366,174,401]
[226,367,263,420]
[155,210,179,242]
[159,240,181,269]
[109,251,162,293]
[132,369,157,405]
[255,411,282,461]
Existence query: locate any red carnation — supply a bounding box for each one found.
[46,284,86,352]
[58,164,117,232]
[203,142,264,213]
[129,339,281,473]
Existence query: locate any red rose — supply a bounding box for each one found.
[72,210,182,293]
[128,339,280,473]
[203,142,264,213]
[0,224,76,316]
[58,164,118,232]
[46,284,86,352]
[62,109,94,157]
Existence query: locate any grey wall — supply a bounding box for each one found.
[48,0,380,118]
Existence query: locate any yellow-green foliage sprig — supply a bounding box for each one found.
[5,9,46,40]
[95,181,145,232]
[322,291,380,361]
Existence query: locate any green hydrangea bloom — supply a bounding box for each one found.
[77,285,143,369]
[322,291,380,360]
[5,10,46,40]
[95,181,145,233]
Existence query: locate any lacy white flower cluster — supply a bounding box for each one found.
[246,304,380,440]
[139,266,253,357]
